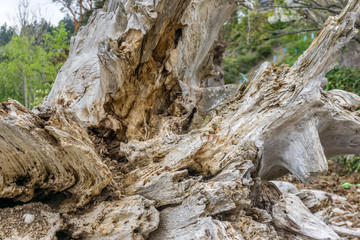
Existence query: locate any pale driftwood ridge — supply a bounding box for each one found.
[0,0,359,239]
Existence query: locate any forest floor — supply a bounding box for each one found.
[280,160,360,239]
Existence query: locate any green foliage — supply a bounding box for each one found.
[220,2,323,83]
[221,8,307,83]
[342,182,360,188]
[20,19,55,44]
[280,34,314,66]
[220,9,281,84]
[333,155,360,174]
[0,23,69,108]
[224,54,257,84]
[223,41,273,84]
[267,20,292,31]
[341,182,360,188]
[59,15,76,37]
[44,22,70,71]
[325,66,360,95]
[220,10,271,50]
[0,24,15,46]
[257,46,272,58]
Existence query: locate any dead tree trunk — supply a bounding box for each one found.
[1,0,360,239]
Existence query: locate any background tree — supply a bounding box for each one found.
[52,0,105,32]
[0,24,16,46]
[0,23,69,108]
[219,0,360,82]
[81,0,106,25]
[58,14,76,37]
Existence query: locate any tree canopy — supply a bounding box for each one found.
[0,23,69,108]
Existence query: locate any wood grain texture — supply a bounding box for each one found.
[1,0,360,239]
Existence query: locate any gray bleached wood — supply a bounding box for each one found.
[272,194,339,239]
[45,0,251,140]
[0,0,360,239]
[66,195,160,240]
[331,225,360,238]
[270,180,299,194]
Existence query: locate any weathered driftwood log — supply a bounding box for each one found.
[0,100,112,210]
[45,0,250,141]
[1,0,360,239]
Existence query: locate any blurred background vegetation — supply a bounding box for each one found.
[0,0,105,108]
[0,0,359,173]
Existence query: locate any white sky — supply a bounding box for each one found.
[0,0,66,27]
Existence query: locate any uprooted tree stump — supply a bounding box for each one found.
[1,0,360,239]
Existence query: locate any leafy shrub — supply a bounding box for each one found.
[237,55,258,72]
[332,155,360,174]
[280,34,313,66]
[251,45,258,51]
[224,55,257,84]
[325,66,360,95]
[257,46,272,58]
[269,39,281,47]
[0,23,69,108]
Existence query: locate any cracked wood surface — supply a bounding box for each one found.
[0,0,360,239]
[0,100,112,210]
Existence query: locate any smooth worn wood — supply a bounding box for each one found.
[1,0,360,239]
